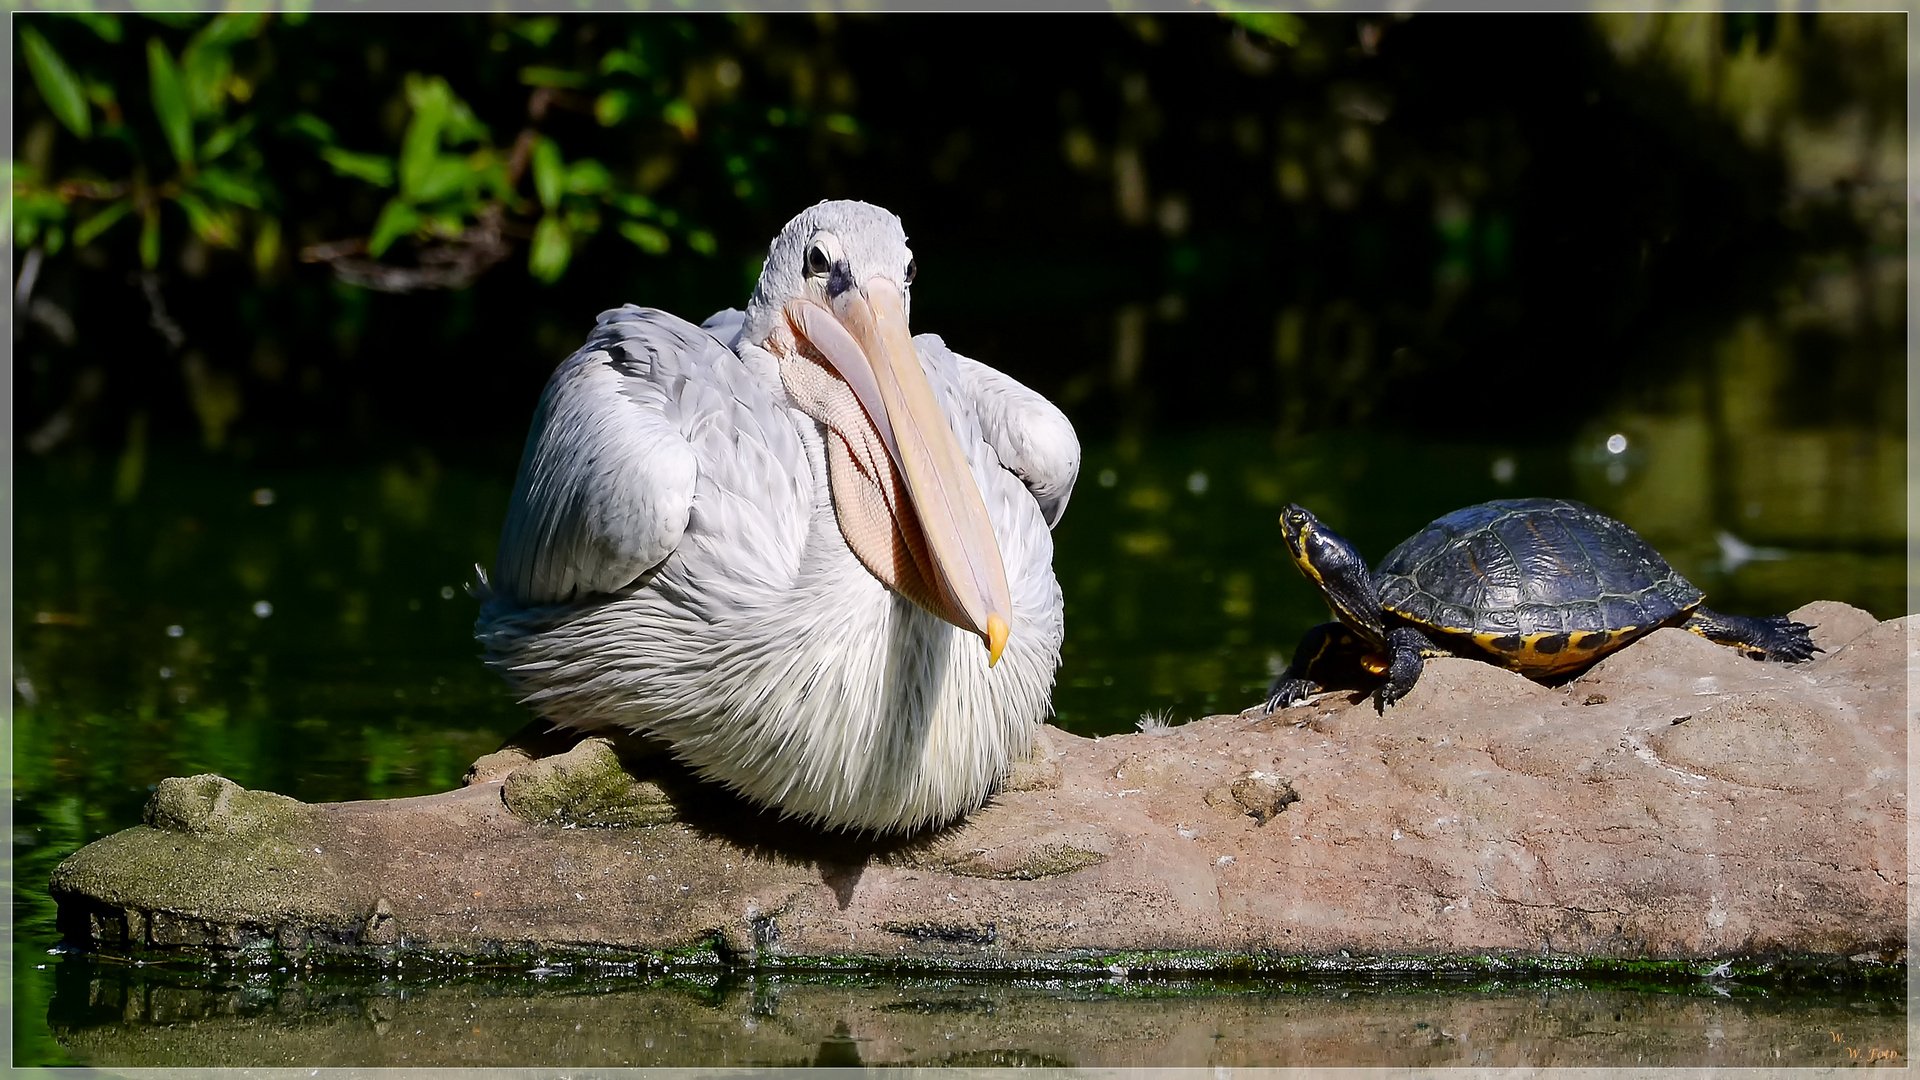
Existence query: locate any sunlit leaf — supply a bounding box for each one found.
[147,38,195,169]
[824,113,859,136]
[661,99,697,139]
[64,12,122,43]
[610,192,657,219]
[599,49,646,77]
[594,89,633,127]
[199,115,255,162]
[512,15,561,47]
[367,199,422,257]
[193,167,264,209]
[73,198,134,246]
[253,214,280,275]
[43,223,66,256]
[565,158,612,197]
[320,147,394,188]
[520,66,588,89]
[528,214,571,282]
[687,229,716,256]
[172,190,236,246]
[409,156,473,205]
[180,36,233,118]
[284,112,336,144]
[618,220,669,255]
[531,137,563,211]
[1220,9,1303,46]
[139,208,160,268]
[196,12,267,48]
[20,25,93,139]
[399,75,451,198]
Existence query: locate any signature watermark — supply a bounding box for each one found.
[1834,1030,1901,1063]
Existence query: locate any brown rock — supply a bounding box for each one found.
[49,603,1907,971]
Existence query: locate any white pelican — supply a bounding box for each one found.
[475,201,1080,835]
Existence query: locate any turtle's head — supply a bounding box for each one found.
[1279,504,1387,645]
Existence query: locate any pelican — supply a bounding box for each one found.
[474,201,1080,835]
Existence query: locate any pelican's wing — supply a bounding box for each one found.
[493,306,722,607]
[917,334,1081,529]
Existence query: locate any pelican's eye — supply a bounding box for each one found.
[904,258,917,285]
[805,244,831,277]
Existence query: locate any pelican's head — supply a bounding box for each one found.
[747,201,1012,667]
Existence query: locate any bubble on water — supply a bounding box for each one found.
[166,624,184,638]
[1186,470,1209,495]
[252,488,276,506]
[1098,469,1118,488]
[1605,433,1628,455]
[1490,456,1516,483]
[252,600,273,618]
[1606,462,1628,485]
[440,586,456,600]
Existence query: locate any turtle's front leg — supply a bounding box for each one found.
[1377,626,1449,710]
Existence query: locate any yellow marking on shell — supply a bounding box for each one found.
[1467,628,1637,676]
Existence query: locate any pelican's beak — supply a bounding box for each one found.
[786,279,1014,665]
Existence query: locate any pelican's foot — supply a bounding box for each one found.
[500,737,677,829]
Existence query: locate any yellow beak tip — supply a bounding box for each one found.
[985,614,1010,668]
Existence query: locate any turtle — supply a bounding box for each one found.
[1264,497,1820,712]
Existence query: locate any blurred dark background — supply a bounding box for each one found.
[16,11,1901,465]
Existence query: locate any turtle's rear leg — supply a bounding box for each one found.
[1266,622,1370,711]
[1684,606,1821,662]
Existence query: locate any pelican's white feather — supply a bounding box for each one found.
[476,202,1078,834]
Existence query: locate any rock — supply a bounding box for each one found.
[49,603,1907,974]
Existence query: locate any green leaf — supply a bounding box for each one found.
[1221,10,1303,46]
[594,89,633,127]
[409,156,473,205]
[253,215,280,275]
[147,38,195,169]
[565,158,611,197]
[528,214,571,282]
[520,66,588,89]
[367,199,422,257]
[180,37,233,119]
[610,192,657,219]
[172,189,236,246]
[196,13,267,48]
[20,25,93,139]
[399,75,451,198]
[139,208,160,269]
[193,167,264,209]
[73,198,134,246]
[688,230,716,256]
[199,115,254,162]
[824,113,859,136]
[531,137,563,211]
[661,99,696,139]
[284,112,336,144]
[320,147,394,188]
[65,12,122,43]
[618,220,669,256]
[512,16,561,47]
[600,46,646,77]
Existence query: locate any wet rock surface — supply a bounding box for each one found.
[49,603,1908,972]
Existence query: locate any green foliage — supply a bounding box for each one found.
[13,12,833,292]
[20,24,91,138]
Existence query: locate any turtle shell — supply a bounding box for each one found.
[1373,498,1704,675]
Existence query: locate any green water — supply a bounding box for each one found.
[11,416,1905,1066]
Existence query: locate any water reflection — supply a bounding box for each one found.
[41,961,1904,1069]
